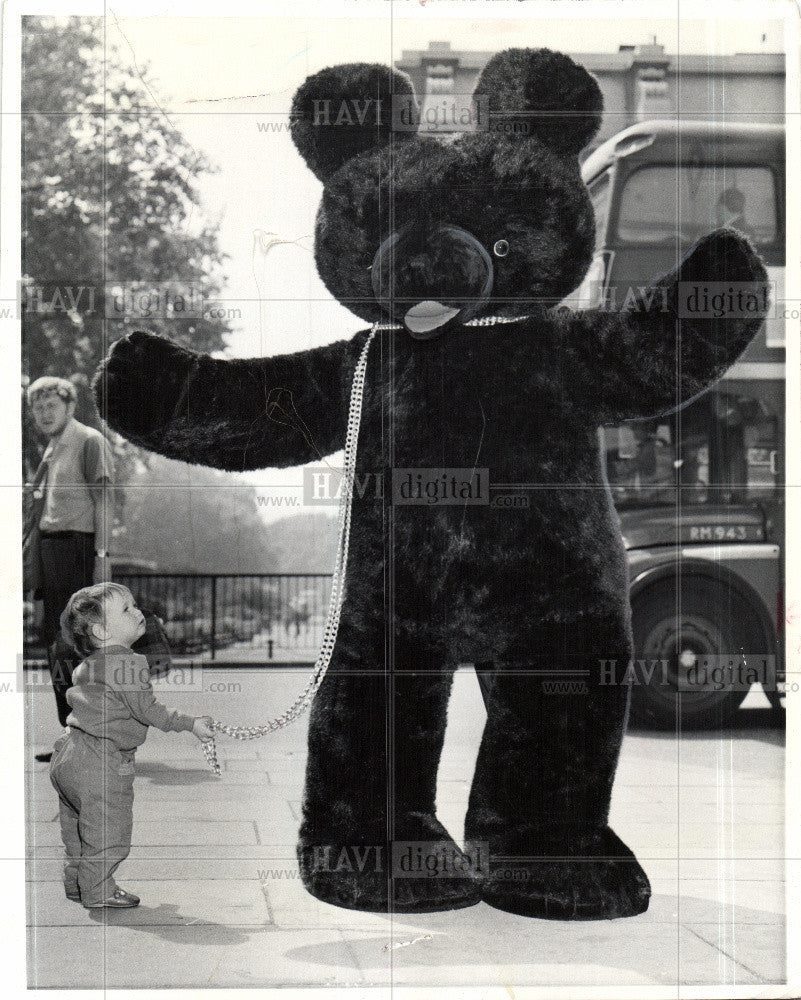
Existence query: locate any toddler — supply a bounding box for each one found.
[49,582,215,908]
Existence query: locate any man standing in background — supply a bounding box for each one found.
[26,377,114,762]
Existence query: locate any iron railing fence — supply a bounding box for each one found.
[112,573,333,659]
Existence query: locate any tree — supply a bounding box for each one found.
[116,453,339,574]
[21,15,230,472]
[117,455,279,574]
[19,16,284,576]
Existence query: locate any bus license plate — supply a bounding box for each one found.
[686,525,762,542]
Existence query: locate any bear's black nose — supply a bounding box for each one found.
[371,224,494,338]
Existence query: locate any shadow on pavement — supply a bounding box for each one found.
[134,762,221,785]
[281,892,784,984]
[85,903,253,946]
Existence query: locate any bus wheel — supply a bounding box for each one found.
[628,580,753,730]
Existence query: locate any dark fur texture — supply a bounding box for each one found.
[95,48,769,919]
[290,63,417,182]
[476,48,604,155]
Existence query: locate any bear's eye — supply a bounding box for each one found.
[493,240,509,258]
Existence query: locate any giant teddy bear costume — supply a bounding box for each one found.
[96,49,768,919]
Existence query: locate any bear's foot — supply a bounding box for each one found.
[478,826,650,920]
[298,811,481,913]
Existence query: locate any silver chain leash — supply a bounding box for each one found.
[202,321,399,774]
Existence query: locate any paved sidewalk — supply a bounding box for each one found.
[25,666,786,990]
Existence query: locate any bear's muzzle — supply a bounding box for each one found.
[371,223,494,338]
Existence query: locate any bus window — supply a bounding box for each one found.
[616,165,777,245]
[559,171,612,310]
[587,170,611,246]
[604,390,780,507]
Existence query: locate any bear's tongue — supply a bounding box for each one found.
[404,300,461,336]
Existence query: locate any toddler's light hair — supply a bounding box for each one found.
[60,583,132,657]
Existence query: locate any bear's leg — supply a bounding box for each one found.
[297,619,481,912]
[464,611,651,919]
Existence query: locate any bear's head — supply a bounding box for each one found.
[290,48,602,339]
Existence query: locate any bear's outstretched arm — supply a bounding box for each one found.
[560,229,770,423]
[93,330,363,470]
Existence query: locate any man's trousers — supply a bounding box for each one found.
[40,531,95,725]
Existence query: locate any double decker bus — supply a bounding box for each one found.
[566,120,786,727]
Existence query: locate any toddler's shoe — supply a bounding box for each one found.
[65,886,81,902]
[84,887,140,909]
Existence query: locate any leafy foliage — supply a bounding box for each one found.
[117,454,338,573]
[22,15,230,470]
[117,455,276,573]
[21,16,300,576]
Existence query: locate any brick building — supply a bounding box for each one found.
[394,41,785,151]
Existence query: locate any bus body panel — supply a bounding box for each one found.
[569,120,787,721]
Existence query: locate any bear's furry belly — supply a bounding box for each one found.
[331,330,630,659]
[341,419,628,661]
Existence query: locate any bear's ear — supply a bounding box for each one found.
[290,63,417,181]
[474,48,602,156]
